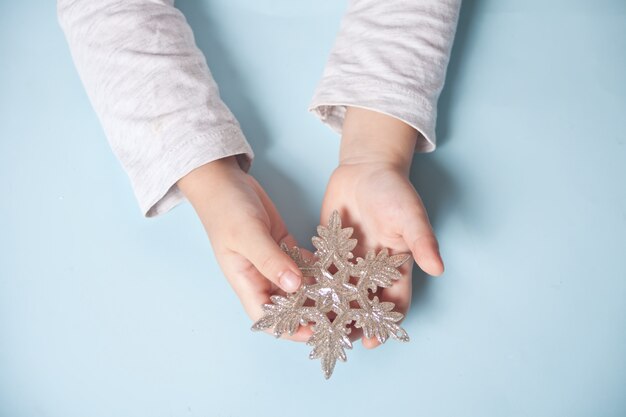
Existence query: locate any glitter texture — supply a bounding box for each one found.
[251,210,411,379]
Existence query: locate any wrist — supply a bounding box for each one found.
[177,155,241,201]
[339,107,417,173]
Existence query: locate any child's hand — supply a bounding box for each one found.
[177,156,312,342]
[321,107,444,349]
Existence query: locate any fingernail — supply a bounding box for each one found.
[279,270,301,292]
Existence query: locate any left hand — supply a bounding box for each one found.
[320,107,444,349]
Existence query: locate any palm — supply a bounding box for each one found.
[320,163,440,348]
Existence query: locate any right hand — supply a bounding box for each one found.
[177,156,312,342]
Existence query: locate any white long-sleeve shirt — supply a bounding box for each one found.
[58,0,461,217]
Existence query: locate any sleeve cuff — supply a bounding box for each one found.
[308,76,438,153]
[134,125,254,218]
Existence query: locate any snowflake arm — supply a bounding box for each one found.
[311,211,357,269]
[351,296,410,344]
[353,249,411,292]
[251,292,309,337]
[307,314,353,379]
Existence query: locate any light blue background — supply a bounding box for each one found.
[1,1,625,416]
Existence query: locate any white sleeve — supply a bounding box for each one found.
[58,0,254,217]
[309,0,462,152]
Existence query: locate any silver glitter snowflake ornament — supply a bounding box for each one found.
[251,210,411,379]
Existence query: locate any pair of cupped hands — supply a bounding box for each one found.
[177,107,444,349]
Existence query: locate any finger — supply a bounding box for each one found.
[348,327,363,343]
[249,176,295,244]
[242,179,305,291]
[362,335,380,349]
[409,233,444,276]
[236,225,303,293]
[279,233,299,250]
[401,204,444,276]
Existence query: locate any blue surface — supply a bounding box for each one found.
[1,1,625,416]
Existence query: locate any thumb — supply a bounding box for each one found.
[401,205,444,277]
[237,228,303,293]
